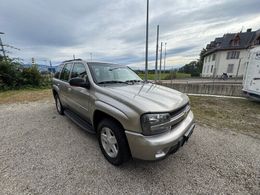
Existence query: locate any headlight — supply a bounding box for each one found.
[141,113,171,135]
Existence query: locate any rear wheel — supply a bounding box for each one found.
[97,119,130,166]
[54,94,64,115]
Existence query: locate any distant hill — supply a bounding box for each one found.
[21,64,58,72]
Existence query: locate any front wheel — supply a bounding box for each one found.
[54,94,64,115]
[97,119,130,166]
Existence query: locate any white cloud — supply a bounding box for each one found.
[0,0,259,67]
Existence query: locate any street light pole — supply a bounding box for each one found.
[155,25,159,82]
[144,0,149,82]
[159,42,163,81]
[163,42,167,74]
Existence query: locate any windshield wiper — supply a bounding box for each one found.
[97,80,128,84]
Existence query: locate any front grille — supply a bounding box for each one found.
[170,103,189,117]
[169,103,190,129]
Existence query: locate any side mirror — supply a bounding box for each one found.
[69,78,90,89]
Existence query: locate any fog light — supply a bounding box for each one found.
[155,150,166,159]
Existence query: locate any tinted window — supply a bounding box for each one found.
[60,63,73,81]
[71,63,87,80]
[54,64,64,79]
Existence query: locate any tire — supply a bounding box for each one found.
[54,94,64,115]
[97,119,130,166]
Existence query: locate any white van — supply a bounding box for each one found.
[243,46,260,101]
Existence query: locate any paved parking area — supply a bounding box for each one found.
[0,100,259,194]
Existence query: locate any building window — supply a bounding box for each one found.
[231,39,240,46]
[226,51,240,59]
[210,65,214,73]
[230,35,240,46]
[227,64,234,73]
[208,55,211,62]
[212,54,216,61]
[204,57,207,64]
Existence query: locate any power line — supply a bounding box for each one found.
[4,44,20,51]
[0,32,20,61]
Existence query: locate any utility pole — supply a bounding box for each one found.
[155,25,159,82]
[73,54,75,60]
[144,0,149,82]
[159,42,163,81]
[32,57,35,65]
[0,32,6,60]
[163,42,167,74]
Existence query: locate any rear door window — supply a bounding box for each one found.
[60,63,73,81]
[54,64,64,79]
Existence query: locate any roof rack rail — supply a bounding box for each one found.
[62,58,83,63]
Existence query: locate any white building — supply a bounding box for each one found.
[202,28,260,78]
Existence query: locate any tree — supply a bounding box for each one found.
[21,65,41,86]
[197,48,207,73]
[178,48,207,77]
[0,57,22,89]
[179,61,200,76]
[0,56,43,89]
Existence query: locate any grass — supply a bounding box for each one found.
[189,96,260,138]
[0,88,52,104]
[137,72,191,80]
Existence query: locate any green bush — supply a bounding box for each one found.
[21,65,42,86]
[0,57,49,90]
[0,58,22,89]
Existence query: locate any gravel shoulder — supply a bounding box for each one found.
[0,100,259,195]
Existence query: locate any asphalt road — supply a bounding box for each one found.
[0,100,259,195]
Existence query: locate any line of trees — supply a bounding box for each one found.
[0,56,50,90]
[178,48,206,77]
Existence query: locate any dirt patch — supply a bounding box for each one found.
[189,96,260,138]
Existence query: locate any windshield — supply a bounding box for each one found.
[88,62,143,84]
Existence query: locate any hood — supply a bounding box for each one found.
[98,83,189,113]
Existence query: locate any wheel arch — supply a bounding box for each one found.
[52,89,58,97]
[93,110,125,132]
[93,109,132,159]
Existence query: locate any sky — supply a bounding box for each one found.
[1,0,260,68]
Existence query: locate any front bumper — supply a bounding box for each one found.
[125,111,195,161]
